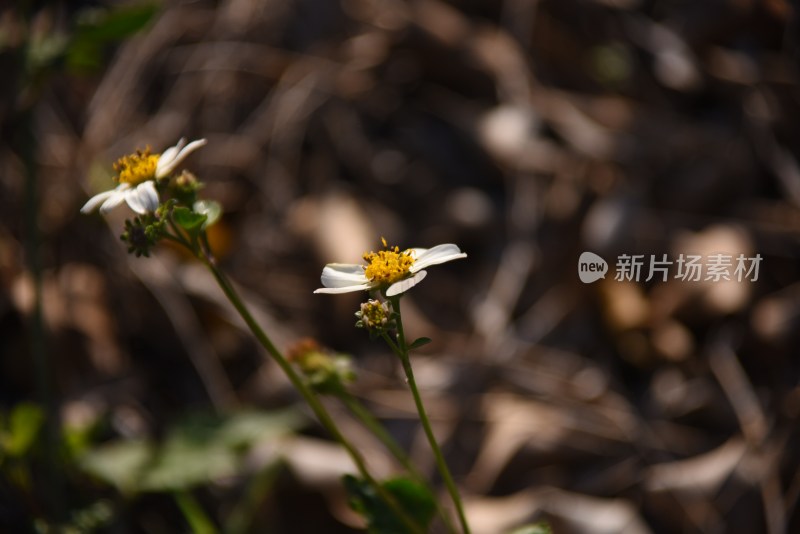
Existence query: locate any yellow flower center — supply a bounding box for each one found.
[363,238,415,285]
[114,148,160,185]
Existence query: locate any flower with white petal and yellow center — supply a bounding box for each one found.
[314,239,467,297]
[81,138,207,215]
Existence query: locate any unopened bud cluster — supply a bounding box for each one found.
[355,299,393,331]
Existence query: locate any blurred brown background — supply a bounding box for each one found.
[2,0,800,532]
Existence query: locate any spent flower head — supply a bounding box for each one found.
[81,138,207,215]
[314,238,467,297]
[287,339,355,395]
[120,213,167,257]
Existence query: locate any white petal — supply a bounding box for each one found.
[320,263,368,288]
[99,191,127,214]
[386,271,428,297]
[125,181,159,214]
[314,283,372,294]
[81,189,118,213]
[410,244,467,272]
[156,138,207,178]
[156,138,186,175]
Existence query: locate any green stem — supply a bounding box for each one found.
[197,251,425,534]
[340,394,423,480]
[388,297,471,534]
[174,491,217,534]
[341,393,458,533]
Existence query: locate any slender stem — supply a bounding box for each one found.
[389,297,471,534]
[341,393,458,534]
[340,394,422,479]
[197,251,425,534]
[167,218,192,248]
[174,491,217,534]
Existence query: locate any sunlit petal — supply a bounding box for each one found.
[386,271,427,296]
[155,138,186,176]
[410,244,467,272]
[81,189,118,214]
[156,137,207,178]
[320,263,368,288]
[314,284,372,294]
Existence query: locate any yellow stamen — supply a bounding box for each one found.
[363,238,415,285]
[114,148,160,185]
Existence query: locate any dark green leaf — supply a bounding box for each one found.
[408,337,432,350]
[343,475,435,534]
[67,3,159,72]
[75,4,159,41]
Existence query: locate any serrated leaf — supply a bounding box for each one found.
[408,337,432,350]
[173,206,207,232]
[193,200,222,229]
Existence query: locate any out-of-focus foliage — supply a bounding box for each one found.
[80,410,301,493]
[344,474,437,534]
[66,3,158,72]
[0,402,44,460]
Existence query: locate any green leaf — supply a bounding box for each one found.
[408,337,432,350]
[506,523,552,534]
[344,475,435,534]
[4,403,45,458]
[193,200,222,229]
[80,440,152,494]
[80,411,301,493]
[173,206,207,232]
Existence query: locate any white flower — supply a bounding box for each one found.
[80,181,159,215]
[81,138,207,215]
[314,242,467,297]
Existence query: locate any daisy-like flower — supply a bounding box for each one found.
[314,238,467,297]
[81,138,207,215]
